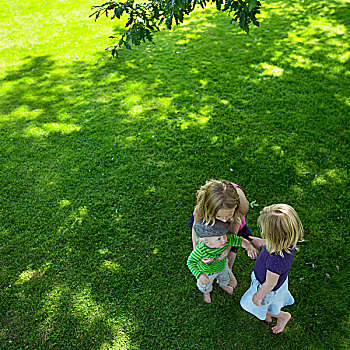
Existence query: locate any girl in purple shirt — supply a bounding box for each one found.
[240,204,303,334]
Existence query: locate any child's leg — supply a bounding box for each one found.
[228,251,237,288]
[265,311,273,324]
[217,262,234,295]
[228,223,253,287]
[203,293,211,304]
[197,282,213,304]
[221,284,234,295]
[228,251,236,270]
[266,311,291,334]
[197,274,215,304]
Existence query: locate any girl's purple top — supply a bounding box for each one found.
[254,246,295,291]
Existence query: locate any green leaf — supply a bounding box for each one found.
[124,41,132,50]
[248,0,257,12]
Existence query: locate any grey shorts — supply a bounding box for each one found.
[197,258,231,293]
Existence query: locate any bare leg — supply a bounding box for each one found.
[265,311,273,324]
[221,284,234,295]
[270,311,291,334]
[203,293,211,304]
[228,251,238,288]
[228,273,237,289]
[228,251,237,269]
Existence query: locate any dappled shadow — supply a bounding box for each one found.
[0,0,349,349]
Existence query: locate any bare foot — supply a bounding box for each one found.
[221,285,234,295]
[229,274,238,289]
[272,312,291,334]
[203,293,211,304]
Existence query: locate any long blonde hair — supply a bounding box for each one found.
[194,179,241,225]
[258,204,303,256]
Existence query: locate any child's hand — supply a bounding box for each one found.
[242,239,259,259]
[216,246,231,261]
[246,245,259,259]
[252,292,262,307]
[199,274,210,285]
[200,257,214,263]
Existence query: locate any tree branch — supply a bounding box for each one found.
[90,0,261,57]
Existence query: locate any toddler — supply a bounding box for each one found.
[187,219,258,304]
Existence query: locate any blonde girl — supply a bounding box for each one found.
[240,204,304,334]
[189,180,263,287]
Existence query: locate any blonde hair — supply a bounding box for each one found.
[258,204,303,256]
[194,179,241,225]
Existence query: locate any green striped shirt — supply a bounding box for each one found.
[187,235,243,279]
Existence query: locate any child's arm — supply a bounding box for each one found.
[198,274,210,285]
[252,270,279,306]
[191,228,198,251]
[226,186,248,237]
[216,245,232,260]
[187,249,210,285]
[218,234,243,260]
[250,237,266,249]
[235,187,265,249]
[236,186,249,215]
[187,251,202,278]
[191,217,199,250]
[229,221,241,235]
[241,238,259,259]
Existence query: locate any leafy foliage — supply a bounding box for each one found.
[90,0,261,56]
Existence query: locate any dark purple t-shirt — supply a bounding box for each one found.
[254,246,295,291]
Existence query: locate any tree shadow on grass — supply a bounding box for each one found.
[0,1,349,349]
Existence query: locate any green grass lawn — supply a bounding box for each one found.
[0,0,349,349]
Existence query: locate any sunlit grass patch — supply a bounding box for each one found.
[312,168,347,186]
[101,260,121,273]
[255,62,284,76]
[23,123,81,137]
[15,268,42,285]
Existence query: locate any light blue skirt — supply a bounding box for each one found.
[240,271,294,320]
